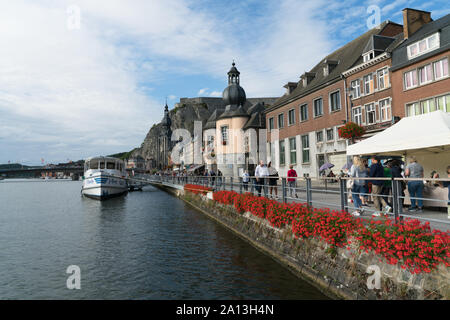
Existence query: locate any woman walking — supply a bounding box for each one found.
[350,156,368,216]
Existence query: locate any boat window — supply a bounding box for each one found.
[107,162,115,169]
[89,161,98,169]
[99,161,105,169]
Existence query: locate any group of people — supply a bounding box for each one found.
[349,155,449,217]
[245,161,299,199]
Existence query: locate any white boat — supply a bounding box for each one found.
[81,156,128,200]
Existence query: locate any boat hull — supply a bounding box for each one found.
[82,173,128,200]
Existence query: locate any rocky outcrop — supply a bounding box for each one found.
[131,97,277,162]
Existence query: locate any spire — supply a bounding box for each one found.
[227,61,240,85]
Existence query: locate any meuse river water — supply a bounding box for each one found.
[0,179,328,299]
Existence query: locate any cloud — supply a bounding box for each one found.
[198,88,209,95]
[209,91,222,97]
[2,0,447,164]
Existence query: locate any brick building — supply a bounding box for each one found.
[391,9,450,118]
[265,21,403,177]
[342,32,404,139]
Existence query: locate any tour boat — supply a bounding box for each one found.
[81,156,128,200]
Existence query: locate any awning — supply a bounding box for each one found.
[347,111,450,156]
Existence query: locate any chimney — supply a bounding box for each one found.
[283,82,298,95]
[402,8,432,39]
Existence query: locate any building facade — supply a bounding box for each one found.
[391,9,450,118]
[266,21,403,177]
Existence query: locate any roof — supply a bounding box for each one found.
[391,13,450,71]
[346,111,450,156]
[204,109,224,130]
[244,112,264,130]
[362,34,396,54]
[266,21,399,113]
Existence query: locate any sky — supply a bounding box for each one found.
[0,0,448,165]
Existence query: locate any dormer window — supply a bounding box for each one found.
[301,72,316,87]
[363,51,375,62]
[407,32,440,60]
[323,59,338,76]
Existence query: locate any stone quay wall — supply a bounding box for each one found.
[154,184,449,300]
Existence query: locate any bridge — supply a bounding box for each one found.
[0,166,84,178]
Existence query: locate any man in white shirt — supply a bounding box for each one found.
[255,160,269,196]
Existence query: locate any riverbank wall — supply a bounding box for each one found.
[153,184,449,300]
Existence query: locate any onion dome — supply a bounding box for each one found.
[222,62,247,107]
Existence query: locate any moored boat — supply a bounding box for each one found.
[81,157,127,200]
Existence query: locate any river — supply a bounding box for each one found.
[0,179,328,299]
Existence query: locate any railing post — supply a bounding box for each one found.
[392,178,399,220]
[282,177,287,203]
[239,177,243,194]
[306,177,312,207]
[230,177,234,192]
[339,177,347,212]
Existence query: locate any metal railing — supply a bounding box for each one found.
[147,174,450,230]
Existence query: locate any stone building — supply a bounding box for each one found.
[202,62,275,176]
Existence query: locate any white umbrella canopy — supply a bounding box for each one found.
[346,111,450,156]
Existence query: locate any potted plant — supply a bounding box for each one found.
[338,122,365,143]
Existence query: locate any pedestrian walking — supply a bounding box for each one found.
[242,170,249,191]
[369,156,391,216]
[287,165,298,198]
[267,161,279,199]
[405,156,424,212]
[350,156,368,216]
[255,160,269,197]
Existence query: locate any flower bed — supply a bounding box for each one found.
[212,190,450,274]
[183,184,213,195]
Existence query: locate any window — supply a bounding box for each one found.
[329,91,341,112]
[300,104,308,121]
[436,95,450,112]
[365,103,376,124]
[352,106,362,125]
[314,98,323,117]
[278,113,284,128]
[288,109,295,125]
[351,80,361,98]
[377,68,389,90]
[406,102,421,117]
[279,140,285,166]
[434,58,449,80]
[326,128,334,141]
[221,126,228,144]
[269,117,274,131]
[289,138,297,164]
[316,130,323,143]
[379,98,391,122]
[418,64,433,85]
[363,51,374,62]
[420,99,436,113]
[407,33,440,60]
[301,135,310,164]
[99,161,105,169]
[363,74,374,94]
[404,70,418,89]
[207,135,214,148]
